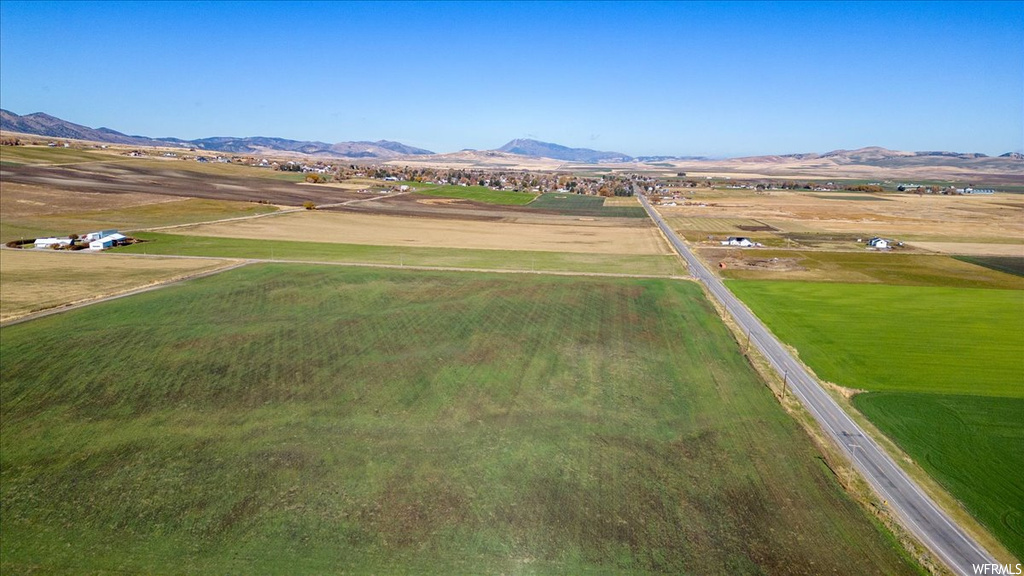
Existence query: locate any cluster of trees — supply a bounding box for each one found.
[844,184,884,193]
[0,138,23,146]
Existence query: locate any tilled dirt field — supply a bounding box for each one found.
[0,163,364,206]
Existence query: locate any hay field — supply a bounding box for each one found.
[171,211,672,255]
[0,250,234,322]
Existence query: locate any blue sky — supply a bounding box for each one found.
[1,1,1021,156]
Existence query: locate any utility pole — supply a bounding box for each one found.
[781,369,789,400]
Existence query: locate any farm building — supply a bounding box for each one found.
[83,229,119,242]
[722,237,755,247]
[89,233,127,250]
[34,237,72,249]
[867,237,890,249]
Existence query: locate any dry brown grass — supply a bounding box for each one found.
[170,211,672,255]
[0,181,184,219]
[601,196,641,206]
[0,250,235,322]
[905,242,1024,256]
[658,191,1024,243]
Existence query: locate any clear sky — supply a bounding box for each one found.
[1,1,1021,157]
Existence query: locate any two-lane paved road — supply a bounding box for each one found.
[639,193,997,575]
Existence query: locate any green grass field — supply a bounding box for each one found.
[527,194,648,218]
[727,279,1024,559]
[0,199,279,242]
[416,185,537,205]
[114,232,686,276]
[0,146,119,165]
[853,393,1024,560]
[0,265,919,574]
[726,281,1023,397]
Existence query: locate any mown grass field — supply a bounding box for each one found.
[416,185,537,205]
[727,279,1024,559]
[527,194,648,218]
[115,232,685,276]
[727,281,1023,397]
[0,198,278,242]
[853,393,1024,561]
[0,265,919,574]
[0,249,234,322]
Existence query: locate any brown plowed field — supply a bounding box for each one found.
[0,163,363,206]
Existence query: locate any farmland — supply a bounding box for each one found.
[726,281,1023,397]
[416,184,537,205]
[116,232,685,276]
[527,193,648,218]
[1,195,278,242]
[163,210,671,255]
[853,393,1024,561]
[726,279,1024,558]
[956,256,1024,277]
[0,264,919,574]
[0,249,235,322]
[0,145,121,165]
[704,249,1024,289]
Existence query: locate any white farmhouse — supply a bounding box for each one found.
[867,237,890,249]
[721,237,755,247]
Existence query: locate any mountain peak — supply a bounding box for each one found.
[496,138,632,163]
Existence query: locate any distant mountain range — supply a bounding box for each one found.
[0,109,434,159]
[2,109,1021,165]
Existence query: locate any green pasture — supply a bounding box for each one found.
[726,281,1023,397]
[115,232,686,276]
[727,279,1023,559]
[0,199,278,242]
[718,251,1024,290]
[854,393,1024,560]
[0,265,918,574]
[528,194,647,218]
[415,185,537,205]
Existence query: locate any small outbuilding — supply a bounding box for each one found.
[867,237,890,249]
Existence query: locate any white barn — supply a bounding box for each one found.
[34,237,72,249]
[89,233,127,250]
[867,237,890,249]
